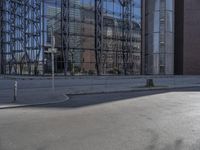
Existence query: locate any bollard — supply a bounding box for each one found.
[146,79,154,87]
[13,81,18,103]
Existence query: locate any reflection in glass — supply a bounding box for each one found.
[1,0,142,75]
[145,0,174,75]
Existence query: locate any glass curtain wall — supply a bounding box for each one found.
[42,0,62,74]
[101,0,141,75]
[1,0,142,75]
[145,0,174,75]
[0,0,2,74]
[42,0,142,75]
[1,0,42,75]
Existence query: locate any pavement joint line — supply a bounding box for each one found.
[0,94,70,109]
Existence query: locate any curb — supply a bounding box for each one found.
[1,84,200,109]
[67,85,200,96]
[0,94,70,109]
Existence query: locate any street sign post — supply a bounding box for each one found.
[51,26,57,92]
[45,47,57,92]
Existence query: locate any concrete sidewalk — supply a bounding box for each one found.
[0,88,69,109]
[1,75,200,109]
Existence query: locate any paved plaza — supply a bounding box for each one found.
[0,87,200,150]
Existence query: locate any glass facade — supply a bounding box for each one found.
[0,0,142,75]
[0,0,42,75]
[145,0,174,75]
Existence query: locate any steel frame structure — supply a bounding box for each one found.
[0,0,141,75]
[120,0,133,74]
[95,0,135,75]
[61,0,70,76]
[1,0,41,75]
[0,0,3,74]
[95,0,103,75]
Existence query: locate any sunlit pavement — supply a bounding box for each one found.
[0,87,200,150]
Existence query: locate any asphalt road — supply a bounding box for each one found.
[1,87,200,150]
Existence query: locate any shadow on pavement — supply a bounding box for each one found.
[32,87,200,109]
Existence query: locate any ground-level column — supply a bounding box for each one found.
[144,0,174,75]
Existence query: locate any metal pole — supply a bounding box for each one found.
[52,49,55,91]
[13,81,17,103]
[51,26,55,91]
